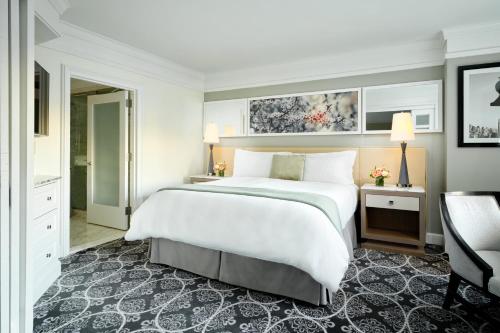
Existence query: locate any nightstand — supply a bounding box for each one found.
[360,184,426,255]
[189,175,224,184]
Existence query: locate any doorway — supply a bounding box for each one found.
[69,78,130,252]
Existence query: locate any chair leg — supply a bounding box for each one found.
[443,271,460,309]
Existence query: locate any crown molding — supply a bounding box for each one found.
[204,40,445,92]
[443,21,500,59]
[48,0,70,16]
[35,0,204,90]
[36,23,204,90]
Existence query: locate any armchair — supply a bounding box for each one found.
[440,192,500,310]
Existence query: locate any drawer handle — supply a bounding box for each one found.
[47,196,52,201]
[45,253,51,258]
[388,200,394,205]
[47,225,52,230]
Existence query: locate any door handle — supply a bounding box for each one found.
[87,162,92,166]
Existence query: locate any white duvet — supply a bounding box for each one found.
[125,177,358,292]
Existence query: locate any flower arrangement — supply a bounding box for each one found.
[214,161,226,177]
[369,166,390,186]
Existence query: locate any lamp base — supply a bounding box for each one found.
[207,144,215,176]
[397,141,412,187]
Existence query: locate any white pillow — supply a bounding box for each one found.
[232,149,284,178]
[303,151,357,184]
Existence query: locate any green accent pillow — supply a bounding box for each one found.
[270,154,306,181]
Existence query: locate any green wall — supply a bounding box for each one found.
[204,66,446,235]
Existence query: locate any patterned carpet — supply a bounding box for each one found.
[33,238,499,332]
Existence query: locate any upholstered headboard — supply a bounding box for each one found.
[212,146,427,188]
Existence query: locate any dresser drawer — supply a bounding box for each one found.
[366,194,420,211]
[33,210,58,248]
[34,182,58,218]
[33,242,58,276]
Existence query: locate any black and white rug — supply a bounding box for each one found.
[33,239,499,332]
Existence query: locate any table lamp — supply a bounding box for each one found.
[391,112,415,187]
[204,123,219,176]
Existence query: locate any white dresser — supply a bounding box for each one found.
[33,175,61,303]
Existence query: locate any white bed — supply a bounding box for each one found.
[126,176,358,302]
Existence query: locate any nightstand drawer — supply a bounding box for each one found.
[366,194,419,211]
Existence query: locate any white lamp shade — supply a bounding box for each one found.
[391,112,415,141]
[204,123,220,143]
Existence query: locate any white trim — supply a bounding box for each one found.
[60,66,143,256]
[443,21,500,59]
[205,40,445,92]
[40,20,205,90]
[34,0,204,90]
[48,0,70,16]
[34,12,61,43]
[0,0,10,330]
[9,2,22,330]
[247,88,362,136]
[426,233,444,246]
[15,0,35,331]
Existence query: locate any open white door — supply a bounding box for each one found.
[87,91,129,230]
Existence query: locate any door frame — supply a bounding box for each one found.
[61,65,143,256]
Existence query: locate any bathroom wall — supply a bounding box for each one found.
[70,95,87,210]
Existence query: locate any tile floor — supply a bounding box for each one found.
[70,209,126,253]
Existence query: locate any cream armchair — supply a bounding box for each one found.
[440,192,500,309]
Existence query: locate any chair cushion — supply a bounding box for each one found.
[476,250,500,297]
[446,195,500,251]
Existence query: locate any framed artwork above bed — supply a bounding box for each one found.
[458,62,500,147]
[248,88,361,136]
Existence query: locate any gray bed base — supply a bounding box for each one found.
[149,216,357,305]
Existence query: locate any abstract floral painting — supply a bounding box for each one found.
[249,89,360,135]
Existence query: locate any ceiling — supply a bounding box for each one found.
[61,0,500,73]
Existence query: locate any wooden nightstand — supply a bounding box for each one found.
[360,184,426,255]
[189,175,224,184]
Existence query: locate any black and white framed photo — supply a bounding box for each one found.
[458,62,500,147]
[248,88,361,136]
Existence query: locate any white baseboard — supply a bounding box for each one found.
[426,233,444,246]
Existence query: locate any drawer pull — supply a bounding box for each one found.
[47,196,52,201]
[45,253,52,258]
[388,200,394,205]
[46,225,52,230]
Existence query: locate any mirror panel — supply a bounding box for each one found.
[362,80,442,134]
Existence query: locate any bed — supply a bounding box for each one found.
[126,150,359,305]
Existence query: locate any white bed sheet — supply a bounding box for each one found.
[204,177,358,228]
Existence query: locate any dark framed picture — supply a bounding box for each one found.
[458,62,500,147]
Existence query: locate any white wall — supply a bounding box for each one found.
[34,44,205,201]
[445,53,500,191]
